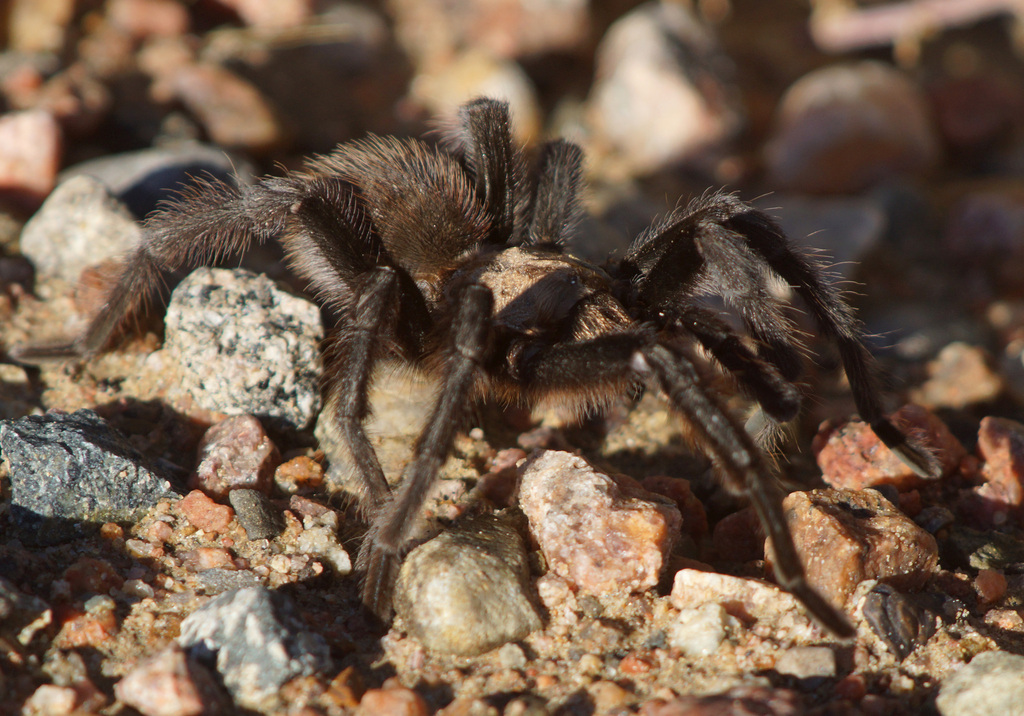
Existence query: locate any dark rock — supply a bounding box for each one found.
[0,409,176,545]
[228,489,284,541]
[177,586,331,710]
[860,583,935,660]
[393,513,541,655]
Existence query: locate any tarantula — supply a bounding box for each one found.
[16,98,936,636]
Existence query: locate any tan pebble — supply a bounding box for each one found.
[357,686,429,716]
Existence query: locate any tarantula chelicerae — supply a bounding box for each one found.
[18,98,936,635]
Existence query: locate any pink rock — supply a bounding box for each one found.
[0,110,62,207]
[519,451,681,595]
[114,645,218,716]
[965,416,1024,527]
[814,404,964,490]
[178,490,234,534]
[192,415,280,499]
[357,685,429,716]
[711,506,763,563]
[776,488,939,609]
[216,0,314,29]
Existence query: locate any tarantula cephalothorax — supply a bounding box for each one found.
[17,98,937,636]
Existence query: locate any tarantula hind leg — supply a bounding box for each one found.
[640,343,855,637]
[357,284,494,619]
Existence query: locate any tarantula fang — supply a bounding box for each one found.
[14,98,939,638]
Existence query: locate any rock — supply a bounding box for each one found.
[912,343,1005,410]
[229,489,284,540]
[193,415,280,499]
[393,513,541,655]
[765,61,939,194]
[19,174,141,282]
[389,0,589,66]
[8,0,76,53]
[774,646,836,680]
[814,404,964,490]
[358,684,430,716]
[155,63,284,154]
[667,603,736,658]
[585,1,741,177]
[273,456,324,495]
[215,0,314,29]
[971,416,1024,525]
[777,488,940,609]
[943,189,1024,296]
[0,109,62,206]
[177,490,234,534]
[936,651,1024,716]
[177,586,331,710]
[944,525,1024,572]
[114,644,224,716]
[106,0,191,40]
[162,267,323,432]
[711,506,763,563]
[639,686,804,716]
[0,409,176,545]
[519,450,681,595]
[669,569,822,644]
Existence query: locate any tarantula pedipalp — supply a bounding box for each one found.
[15,98,937,636]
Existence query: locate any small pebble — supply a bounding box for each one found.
[667,603,734,658]
[357,684,429,716]
[639,685,803,716]
[975,569,1008,605]
[774,646,836,680]
[229,489,285,540]
[106,0,190,39]
[519,450,681,595]
[393,513,541,656]
[912,343,1005,409]
[778,488,939,609]
[217,0,315,29]
[193,415,280,499]
[162,267,323,432]
[972,416,1024,526]
[936,651,1024,716]
[178,490,234,534]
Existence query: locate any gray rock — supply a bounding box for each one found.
[393,513,542,656]
[228,489,284,541]
[936,651,1024,716]
[774,646,837,680]
[163,267,323,431]
[0,409,176,545]
[178,586,331,710]
[18,174,141,282]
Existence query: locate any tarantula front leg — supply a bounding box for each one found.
[358,283,494,618]
[638,343,855,637]
[12,176,299,362]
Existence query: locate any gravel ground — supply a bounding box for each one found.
[3,1,1024,715]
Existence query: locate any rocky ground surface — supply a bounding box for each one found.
[3,0,1024,714]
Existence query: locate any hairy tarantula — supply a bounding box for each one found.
[17,98,936,636]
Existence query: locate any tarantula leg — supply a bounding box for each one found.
[358,283,494,618]
[459,99,518,245]
[717,198,940,478]
[667,305,801,424]
[528,140,584,247]
[12,176,296,362]
[640,343,855,637]
[623,200,806,383]
[318,268,404,514]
